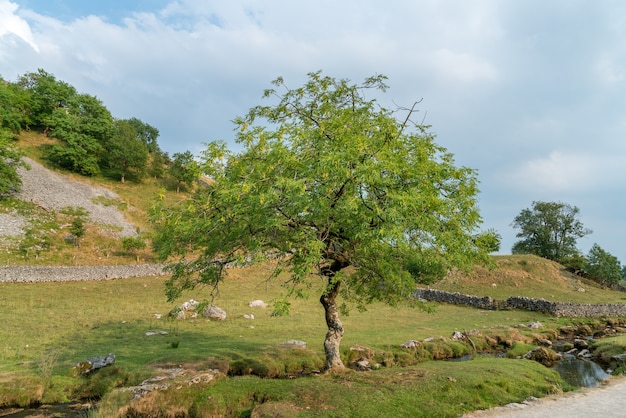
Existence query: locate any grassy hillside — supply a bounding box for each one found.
[0,131,185,266]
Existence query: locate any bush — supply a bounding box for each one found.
[121,237,146,255]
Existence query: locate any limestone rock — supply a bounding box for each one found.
[202,305,227,320]
[71,353,115,375]
[401,340,422,349]
[279,340,306,348]
[249,300,268,308]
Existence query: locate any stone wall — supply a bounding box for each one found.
[413,289,626,318]
[0,264,166,283]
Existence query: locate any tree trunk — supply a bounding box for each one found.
[320,279,345,371]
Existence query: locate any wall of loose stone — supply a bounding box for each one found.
[0,264,166,283]
[413,289,626,317]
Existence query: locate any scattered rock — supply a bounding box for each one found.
[611,353,626,362]
[523,347,561,367]
[243,314,255,319]
[354,360,371,371]
[401,340,422,349]
[451,331,465,341]
[279,340,306,348]
[202,305,227,320]
[573,338,589,350]
[249,300,268,308]
[145,330,168,336]
[71,353,116,375]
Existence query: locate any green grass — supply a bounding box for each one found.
[0,261,583,416]
[98,358,563,417]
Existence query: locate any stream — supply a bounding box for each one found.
[553,354,611,387]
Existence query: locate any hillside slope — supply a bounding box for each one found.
[432,254,626,304]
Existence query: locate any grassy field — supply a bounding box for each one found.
[3,258,625,416]
[2,134,626,416]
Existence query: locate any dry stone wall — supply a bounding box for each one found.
[0,264,166,282]
[413,289,626,318]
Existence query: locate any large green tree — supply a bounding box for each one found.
[102,119,149,183]
[585,244,622,285]
[511,201,591,262]
[151,72,490,370]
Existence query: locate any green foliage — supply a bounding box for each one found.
[102,119,149,182]
[511,201,592,262]
[17,69,77,132]
[585,243,622,285]
[152,72,490,370]
[271,300,291,317]
[474,228,501,253]
[69,216,86,241]
[126,117,160,154]
[121,236,146,254]
[0,129,27,197]
[7,69,165,180]
[153,71,488,302]
[169,150,199,192]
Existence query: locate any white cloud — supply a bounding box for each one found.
[0,0,38,51]
[509,150,624,194]
[429,49,499,83]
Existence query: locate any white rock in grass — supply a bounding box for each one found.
[279,340,306,348]
[249,300,268,308]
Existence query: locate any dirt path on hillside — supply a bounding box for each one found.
[464,375,626,417]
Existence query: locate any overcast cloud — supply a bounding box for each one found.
[1,0,625,262]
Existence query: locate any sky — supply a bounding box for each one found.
[1,0,625,263]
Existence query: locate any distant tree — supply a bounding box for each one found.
[0,129,27,197]
[585,244,622,285]
[169,151,200,192]
[103,119,149,183]
[622,265,626,281]
[148,149,169,179]
[46,93,113,176]
[17,69,77,133]
[126,117,160,153]
[511,201,592,262]
[0,78,30,132]
[151,72,491,371]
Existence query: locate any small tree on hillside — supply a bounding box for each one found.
[511,201,592,262]
[169,151,200,192]
[151,72,491,371]
[585,244,622,285]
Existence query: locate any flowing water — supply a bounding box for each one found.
[553,355,611,388]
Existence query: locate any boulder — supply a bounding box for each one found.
[72,353,115,375]
[249,300,268,308]
[202,305,227,320]
[401,340,422,349]
[523,347,561,367]
[574,338,589,350]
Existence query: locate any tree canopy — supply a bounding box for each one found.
[2,69,165,183]
[585,244,622,285]
[511,201,591,262]
[151,72,492,370]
